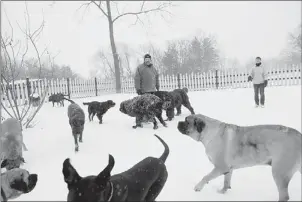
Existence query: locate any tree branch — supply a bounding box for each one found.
[91,1,108,17]
[112,1,172,24]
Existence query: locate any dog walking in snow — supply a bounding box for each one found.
[178,114,301,201]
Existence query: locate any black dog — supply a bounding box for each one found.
[48,93,67,107]
[62,134,169,202]
[153,91,175,121]
[64,98,85,152]
[119,94,168,129]
[83,100,115,124]
[170,87,195,116]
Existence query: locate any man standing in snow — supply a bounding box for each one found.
[248,56,268,108]
[134,54,160,95]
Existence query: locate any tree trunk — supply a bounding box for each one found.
[106,0,121,93]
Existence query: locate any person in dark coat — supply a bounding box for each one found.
[134,54,159,95]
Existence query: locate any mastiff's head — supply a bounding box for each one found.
[1,168,38,200]
[177,115,207,141]
[119,100,129,115]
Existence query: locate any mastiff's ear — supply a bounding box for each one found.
[194,118,206,133]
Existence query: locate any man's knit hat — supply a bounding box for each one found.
[144,54,151,59]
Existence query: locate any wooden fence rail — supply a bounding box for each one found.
[1,65,301,107]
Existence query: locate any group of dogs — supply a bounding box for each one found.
[1,87,301,201]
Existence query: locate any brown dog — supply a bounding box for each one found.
[177,114,301,202]
[64,98,85,152]
[83,100,115,124]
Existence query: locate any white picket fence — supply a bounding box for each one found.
[1,65,301,107]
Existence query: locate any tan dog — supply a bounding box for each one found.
[1,118,27,170]
[177,114,301,202]
[1,168,38,201]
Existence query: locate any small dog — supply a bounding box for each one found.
[119,94,168,129]
[1,168,38,201]
[62,134,169,201]
[153,91,174,121]
[83,100,115,124]
[64,98,85,152]
[1,118,27,170]
[48,93,67,107]
[178,114,302,201]
[171,87,195,116]
[29,93,41,107]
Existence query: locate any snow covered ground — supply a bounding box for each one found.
[7,86,301,201]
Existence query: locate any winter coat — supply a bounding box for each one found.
[134,63,159,93]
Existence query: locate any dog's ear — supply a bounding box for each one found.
[62,158,82,188]
[194,118,206,133]
[96,154,115,186]
[1,159,8,168]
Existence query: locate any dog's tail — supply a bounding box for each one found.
[154,134,170,163]
[63,97,75,104]
[83,102,91,106]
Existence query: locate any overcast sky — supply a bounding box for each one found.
[2,1,301,78]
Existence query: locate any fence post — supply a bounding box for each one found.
[177,73,181,89]
[215,69,219,89]
[67,78,71,99]
[95,77,98,96]
[26,77,31,98]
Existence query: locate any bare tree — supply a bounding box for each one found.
[78,1,173,93]
[47,50,60,78]
[92,43,138,80]
[1,3,49,129]
[93,49,115,79]
[118,43,139,79]
[279,24,302,65]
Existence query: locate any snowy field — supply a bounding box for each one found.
[8,86,302,201]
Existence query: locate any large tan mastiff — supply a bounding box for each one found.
[1,168,38,201]
[177,114,301,202]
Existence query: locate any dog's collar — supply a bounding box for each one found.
[1,187,7,202]
[107,181,114,202]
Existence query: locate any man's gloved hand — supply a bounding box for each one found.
[136,89,143,95]
[264,80,268,87]
[247,76,253,82]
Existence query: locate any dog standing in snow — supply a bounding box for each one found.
[119,94,169,129]
[64,98,85,152]
[83,100,115,124]
[178,114,301,201]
